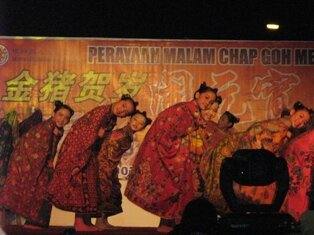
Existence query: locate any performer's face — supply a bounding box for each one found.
[218,114,230,130]
[53,108,72,128]
[113,99,134,117]
[130,113,147,132]
[195,91,216,110]
[201,102,219,121]
[290,109,310,129]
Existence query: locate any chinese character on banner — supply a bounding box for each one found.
[2,70,38,102]
[211,70,255,124]
[211,70,240,113]
[114,71,148,98]
[39,70,76,103]
[74,71,112,103]
[149,69,194,117]
[252,68,300,119]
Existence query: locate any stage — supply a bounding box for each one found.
[1,225,303,235]
[1,225,164,235]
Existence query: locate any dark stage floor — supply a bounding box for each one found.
[1,225,303,235]
[1,225,164,235]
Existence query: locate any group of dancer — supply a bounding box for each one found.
[0,82,313,233]
[125,82,313,232]
[0,95,152,231]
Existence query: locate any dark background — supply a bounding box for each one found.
[1,0,314,41]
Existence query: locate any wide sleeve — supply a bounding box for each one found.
[153,103,199,159]
[99,130,132,163]
[9,119,56,180]
[239,118,290,155]
[55,104,114,171]
[97,130,132,181]
[0,121,13,179]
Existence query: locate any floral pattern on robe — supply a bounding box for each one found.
[281,129,314,221]
[47,105,116,215]
[125,100,202,220]
[97,125,133,216]
[188,121,227,197]
[0,119,13,192]
[0,118,61,227]
[202,117,292,213]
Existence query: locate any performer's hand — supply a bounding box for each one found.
[101,114,117,133]
[97,127,106,138]
[71,167,80,176]
[70,167,81,187]
[105,118,116,132]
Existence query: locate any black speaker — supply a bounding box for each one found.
[220,149,289,213]
[219,149,296,234]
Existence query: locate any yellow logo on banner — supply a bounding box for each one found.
[0,45,9,65]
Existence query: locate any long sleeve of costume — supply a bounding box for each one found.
[239,117,291,155]
[151,102,200,179]
[47,104,115,214]
[199,121,227,181]
[55,105,115,171]
[154,107,197,159]
[97,126,133,215]
[281,129,314,221]
[0,118,60,227]
[125,100,201,219]
[0,120,13,190]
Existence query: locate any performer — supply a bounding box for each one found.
[0,101,74,229]
[125,82,217,233]
[188,96,224,198]
[199,107,237,198]
[46,95,138,232]
[201,101,311,214]
[94,110,152,229]
[281,117,314,221]
[0,109,14,225]
[217,111,240,133]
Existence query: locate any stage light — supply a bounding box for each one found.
[266,24,279,30]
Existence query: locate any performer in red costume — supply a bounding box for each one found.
[182,96,224,200]
[281,121,314,221]
[47,95,138,232]
[125,82,217,233]
[0,101,74,229]
[94,111,152,229]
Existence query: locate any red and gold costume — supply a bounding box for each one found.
[125,100,203,220]
[0,118,61,227]
[97,125,133,216]
[0,118,13,192]
[47,105,115,216]
[201,117,292,213]
[281,129,314,221]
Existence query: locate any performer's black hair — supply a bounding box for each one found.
[132,110,152,127]
[222,111,240,128]
[193,82,218,99]
[121,94,139,115]
[54,100,74,117]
